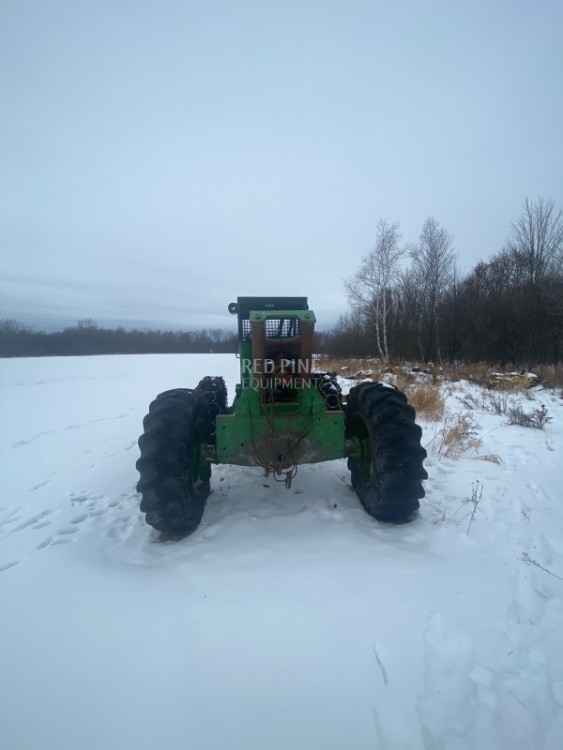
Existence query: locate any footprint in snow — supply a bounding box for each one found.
[0,509,22,529]
[30,480,50,491]
[88,508,107,518]
[31,520,51,531]
[70,494,90,505]
[11,509,52,533]
[0,560,20,573]
[56,526,79,536]
[11,431,52,448]
[37,532,76,549]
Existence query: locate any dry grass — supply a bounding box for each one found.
[315,356,439,388]
[474,453,503,464]
[535,363,563,389]
[405,384,445,421]
[488,372,539,391]
[444,361,491,385]
[507,403,551,429]
[438,413,481,457]
[316,356,382,377]
[444,362,539,391]
[316,356,563,395]
[456,392,481,410]
[481,391,511,415]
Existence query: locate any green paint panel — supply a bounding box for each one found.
[216,387,345,466]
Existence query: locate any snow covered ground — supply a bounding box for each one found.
[1,353,563,749]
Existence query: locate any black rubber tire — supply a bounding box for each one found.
[345,381,428,522]
[136,387,216,538]
[195,376,228,438]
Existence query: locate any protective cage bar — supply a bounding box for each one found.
[235,297,308,340]
[241,318,302,339]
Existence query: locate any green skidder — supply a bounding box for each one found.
[136,297,427,537]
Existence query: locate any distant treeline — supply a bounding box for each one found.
[0,320,238,358]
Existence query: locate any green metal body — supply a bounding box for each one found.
[214,298,346,468]
[216,386,345,466]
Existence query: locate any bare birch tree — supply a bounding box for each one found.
[411,217,455,361]
[346,219,404,360]
[508,197,563,284]
[398,265,426,360]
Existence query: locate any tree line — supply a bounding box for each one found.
[319,197,563,364]
[0,320,238,357]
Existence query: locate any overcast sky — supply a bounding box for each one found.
[2,0,562,330]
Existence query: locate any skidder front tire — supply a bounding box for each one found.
[345,382,428,523]
[136,388,213,538]
[195,376,228,441]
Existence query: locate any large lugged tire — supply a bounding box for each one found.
[194,376,228,438]
[345,382,428,522]
[136,380,225,538]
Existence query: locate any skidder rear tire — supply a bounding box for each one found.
[346,382,428,522]
[136,388,212,538]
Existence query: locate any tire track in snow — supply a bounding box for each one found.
[373,644,389,686]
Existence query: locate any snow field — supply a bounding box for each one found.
[1,354,562,749]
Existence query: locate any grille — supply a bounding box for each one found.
[265,318,300,338]
[241,317,301,340]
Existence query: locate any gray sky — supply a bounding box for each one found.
[2,0,562,330]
